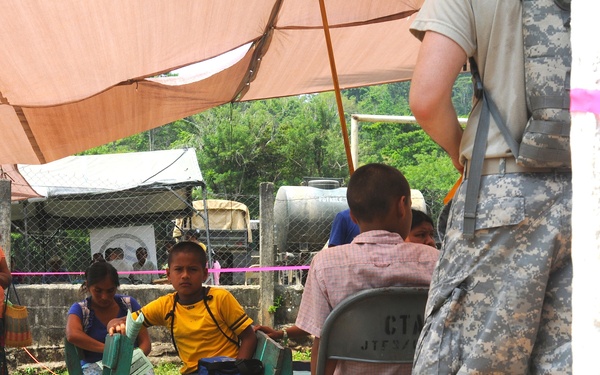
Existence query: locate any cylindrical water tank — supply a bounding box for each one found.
[307,179,340,189]
[411,189,427,214]
[274,185,348,253]
[274,186,427,253]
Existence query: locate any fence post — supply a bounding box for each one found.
[259,182,276,326]
[0,179,10,265]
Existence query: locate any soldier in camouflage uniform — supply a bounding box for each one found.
[408,0,572,373]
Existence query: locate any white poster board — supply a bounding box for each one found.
[89,225,157,269]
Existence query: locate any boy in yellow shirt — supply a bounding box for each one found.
[108,241,256,374]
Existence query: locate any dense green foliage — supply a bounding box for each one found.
[83,75,472,223]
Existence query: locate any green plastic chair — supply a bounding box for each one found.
[64,333,134,375]
[253,330,293,375]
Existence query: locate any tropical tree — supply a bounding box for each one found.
[80,77,473,222]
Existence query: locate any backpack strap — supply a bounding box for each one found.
[164,293,180,356]
[80,295,132,334]
[79,297,92,333]
[116,295,132,312]
[464,58,524,237]
[463,89,491,237]
[164,288,240,357]
[469,58,520,158]
[202,287,241,348]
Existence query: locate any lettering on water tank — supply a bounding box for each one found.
[317,197,345,203]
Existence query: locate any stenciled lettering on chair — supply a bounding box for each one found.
[360,312,424,351]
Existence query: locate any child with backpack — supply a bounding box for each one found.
[108,241,257,375]
[66,262,152,374]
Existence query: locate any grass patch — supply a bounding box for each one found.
[153,362,181,375]
[292,348,311,361]
[13,362,182,375]
[14,370,66,375]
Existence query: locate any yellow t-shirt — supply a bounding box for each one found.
[135,288,252,374]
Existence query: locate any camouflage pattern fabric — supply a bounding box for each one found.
[519,0,571,168]
[412,172,572,374]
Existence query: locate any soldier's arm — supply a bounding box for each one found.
[410,31,467,173]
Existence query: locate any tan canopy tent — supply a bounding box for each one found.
[0,0,424,165]
[0,165,42,202]
[10,148,204,230]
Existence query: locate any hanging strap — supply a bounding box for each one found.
[164,287,240,357]
[463,94,491,237]
[4,282,21,306]
[3,283,18,318]
[463,58,519,237]
[164,293,180,356]
[202,287,241,348]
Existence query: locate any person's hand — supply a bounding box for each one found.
[253,325,281,340]
[107,318,127,335]
[451,155,464,175]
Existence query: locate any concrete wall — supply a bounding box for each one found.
[5,283,304,370]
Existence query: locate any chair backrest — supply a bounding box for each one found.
[64,338,84,375]
[64,333,135,375]
[253,330,293,375]
[315,286,428,375]
[102,334,134,375]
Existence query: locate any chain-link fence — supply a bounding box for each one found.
[9,167,447,286]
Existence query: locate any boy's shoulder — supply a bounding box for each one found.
[206,287,246,310]
[206,286,235,299]
[144,291,177,309]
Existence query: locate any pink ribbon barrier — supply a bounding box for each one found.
[11,265,310,277]
[571,88,600,114]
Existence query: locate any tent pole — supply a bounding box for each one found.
[0,180,10,266]
[201,186,214,285]
[318,0,355,175]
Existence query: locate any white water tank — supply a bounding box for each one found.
[273,182,427,253]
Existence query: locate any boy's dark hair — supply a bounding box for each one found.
[91,252,105,263]
[113,247,124,259]
[81,261,119,294]
[168,241,207,267]
[104,247,115,260]
[136,247,148,256]
[347,163,410,222]
[411,209,434,229]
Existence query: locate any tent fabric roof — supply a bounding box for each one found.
[0,164,43,202]
[9,148,204,230]
[0,0,424,164]
[16,148,204,199]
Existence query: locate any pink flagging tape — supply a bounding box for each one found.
[571,88,600,114]
[208,265,311,274]
[12,265,311,277]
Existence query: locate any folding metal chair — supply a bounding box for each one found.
[315,286,429,375]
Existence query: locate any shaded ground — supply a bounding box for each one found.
[10,340,313,373]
